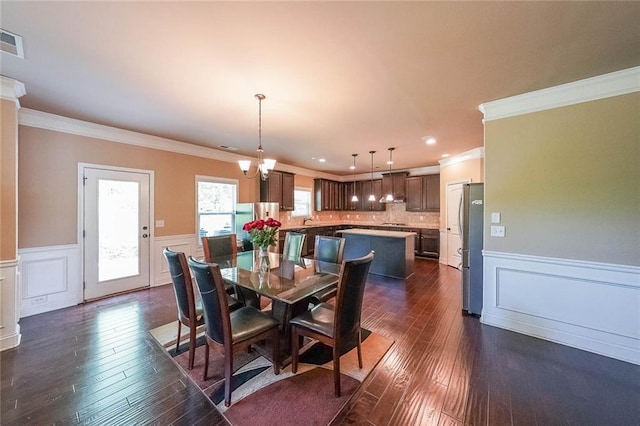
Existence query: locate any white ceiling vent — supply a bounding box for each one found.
[1,29,24,58]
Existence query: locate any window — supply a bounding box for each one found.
[196,176,238,244]
[292,188,312,217]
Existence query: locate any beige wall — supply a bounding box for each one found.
[1,99,18,260]
[438,157,484,229]
[18,126,260,248]
[484,93,640,266]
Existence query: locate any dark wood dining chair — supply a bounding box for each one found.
[187,256,281,407]
[162,248,204,369]
[308,235,346,305]
[282,231,306,261]
[202,234,237,261]
[202,234,259,307]
[290,250,374,397]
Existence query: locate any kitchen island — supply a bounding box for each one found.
[338,228,416,279]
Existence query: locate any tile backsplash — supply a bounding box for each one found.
[280,203,440,229]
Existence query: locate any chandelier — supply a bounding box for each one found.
[351,154,359,202]
[368,151,376,202]
[238,94,276,180]
[381,147,395,203]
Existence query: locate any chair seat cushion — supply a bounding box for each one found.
[230,307,280,343]
[228,295,243,311]
[289,303,335,338]
[309,284,337,305]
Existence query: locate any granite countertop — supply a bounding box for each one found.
[280,222,438,231]
[338,228,418,238]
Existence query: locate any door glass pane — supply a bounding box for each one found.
[99,179,139,282]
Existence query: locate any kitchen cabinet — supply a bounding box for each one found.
[357,180,384,211]
[418,228,439,258]
[405,174,440,212]
[343,181,359,210]
[314,178,344,211]
[382,172,408,201]
[260,170,295,211]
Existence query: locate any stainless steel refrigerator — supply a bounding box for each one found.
[235,202,280,251]
[461,183,484,316]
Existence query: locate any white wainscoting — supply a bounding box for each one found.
[16,237,204,318]
[18,245,82,318]
[153,234,202,287]
[482,251,640,365]
[0,259,21,350]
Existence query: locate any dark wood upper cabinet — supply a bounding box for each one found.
[382,172,408,201]
[405,174,440,212]
[260,170,295,211]
[357,179,383,211]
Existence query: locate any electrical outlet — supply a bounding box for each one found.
[155,219,165,227]
[491,225,505,237]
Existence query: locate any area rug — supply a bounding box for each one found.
[150,321,393,425]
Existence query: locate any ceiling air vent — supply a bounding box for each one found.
[1,29,24,58]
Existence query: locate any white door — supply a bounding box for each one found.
[83,167,151,299]
[446,182,464,269]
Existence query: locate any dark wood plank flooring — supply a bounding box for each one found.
[1,259,639,425]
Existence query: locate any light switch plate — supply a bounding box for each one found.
[490,225,505,237]
[155,220,165,228]
[491,212,501,223]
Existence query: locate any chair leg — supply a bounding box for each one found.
[175,321,182,354]
[272,328,280,375]
[356,329,363,369]
[188,325,196,370]
[224,346,234,407]
[333,345,341,397]
[291,326,299,374]
[203,342,210,381]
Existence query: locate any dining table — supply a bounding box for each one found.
[207,249,341,358]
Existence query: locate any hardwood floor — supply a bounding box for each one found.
[2,259,638,425]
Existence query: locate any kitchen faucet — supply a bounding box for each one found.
[303,217,313,225]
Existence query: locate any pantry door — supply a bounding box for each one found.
[83,166,151,300]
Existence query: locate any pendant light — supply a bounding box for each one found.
[351,154,359,202]
[382,147,395,203]
[238,94,276,180]
[368,151,376,202]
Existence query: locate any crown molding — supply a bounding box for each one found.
[18,108,340,180]
[0,75,26,108]
[439,147,484,167]
[479,66,640,121]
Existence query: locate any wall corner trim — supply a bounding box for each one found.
[0,75,26,108]
[479,66,640,121]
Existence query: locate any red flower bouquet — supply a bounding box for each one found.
[242,217,282,250]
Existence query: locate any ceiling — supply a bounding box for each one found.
[2,1,639,176]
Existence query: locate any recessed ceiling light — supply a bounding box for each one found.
[442,153,450,158]
[318,158,326,163]
[422,136,437,145]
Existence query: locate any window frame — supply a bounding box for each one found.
[291,186,313,217]
[195,175,239,245]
